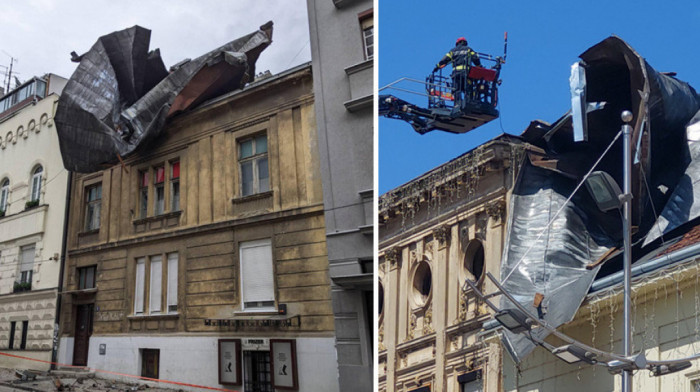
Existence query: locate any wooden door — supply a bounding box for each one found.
[72,304,93,366]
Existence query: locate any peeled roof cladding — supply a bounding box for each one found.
[55,22,273,173]
[500,36,700,363]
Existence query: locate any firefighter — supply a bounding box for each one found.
[433,37,481,107]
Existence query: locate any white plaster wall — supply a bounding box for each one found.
[85,335,339,392]
[0,89,69,294]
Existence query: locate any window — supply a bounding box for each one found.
[78,266,96,290]
[138,160,181,219]
[134,257,146,314]
[154,166,165,215]
[243,351,272,392]
[139,171,148,219]
[8,321,28,350]
[359,10,374,60]
[0,178,8,213]
[167,253,179,312]
[170,161,180,212]
[240,239,275,311]
[20,321,28,350]
[149,255,162,314]
[84,184,102,231]
[239,134,269,197]
[19,245,34,289]
[30,166,42,202]
[141,349,160,379]
[8,322,15,349]
[134,253,178,315]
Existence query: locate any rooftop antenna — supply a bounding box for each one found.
[1,51,17,94]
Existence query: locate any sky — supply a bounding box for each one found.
[0,0,310,90]
[378,0,700,194]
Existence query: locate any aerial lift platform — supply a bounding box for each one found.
[379,33,507,135]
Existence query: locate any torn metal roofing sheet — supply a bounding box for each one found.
[500,36,700,362]
[55,22,273,173]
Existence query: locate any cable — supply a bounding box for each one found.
[502,129,623,285]
[285,40,310,69]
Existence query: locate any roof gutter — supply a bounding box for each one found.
[590,241,700,293]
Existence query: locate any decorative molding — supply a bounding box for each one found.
[0,111,53,150]
[485,199,506,222]
[386,246,401,266]
[408,313,417,340]
[433,224,451,246]
[378,324,385,351]
[422,305,434,335]
[475,212,488,241]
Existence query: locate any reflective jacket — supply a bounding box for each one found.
[437,42,481,71]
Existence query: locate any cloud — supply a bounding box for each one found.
[0,0,310,85]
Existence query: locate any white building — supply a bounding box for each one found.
[0,74,69,370]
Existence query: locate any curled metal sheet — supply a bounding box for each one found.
[502,36,700,363]
[644,112,700,245]
[55,22,273,173]
[499,161,612,362]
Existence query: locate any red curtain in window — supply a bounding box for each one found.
[155,167,165,184]
[172,162,180,179]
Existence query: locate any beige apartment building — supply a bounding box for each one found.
[56,63,341,391]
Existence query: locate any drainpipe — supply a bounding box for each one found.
[51,171,72,370]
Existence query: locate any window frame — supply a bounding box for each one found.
[78,265,97,290]
[133,252,179,316]
[136,158,181,219]
[239,239,276,312]
[359,9,374,60]
[30,165,43,203]
[0,178,9,212]
[84,184,102,231]
[237,133,269,197]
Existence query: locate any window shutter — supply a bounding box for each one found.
[150,256,162,313]
[167,253,178,312]
[135,258,145,314]
[20,246,34,272]
[240,239,275,308]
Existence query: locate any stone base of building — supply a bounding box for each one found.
[58,335,339,391]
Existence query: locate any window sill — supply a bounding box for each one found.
[127,312,180,320]
[133,210,182,233]
[78,229,100,237]
[232,190,273,204]
[132,210,182,225]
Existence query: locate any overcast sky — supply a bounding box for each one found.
[0,0,311,87]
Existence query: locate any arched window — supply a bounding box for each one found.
[0,178,9,212]
[30,166,43,202]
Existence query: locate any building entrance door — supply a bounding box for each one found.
[72,304,93,366]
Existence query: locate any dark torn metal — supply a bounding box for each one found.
[55,22,273,173]
[500,36,700,362]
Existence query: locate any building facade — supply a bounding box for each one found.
[306,0,374,390]
[378,137,525,392]
[56,64,340,391]
[0,74,69,369]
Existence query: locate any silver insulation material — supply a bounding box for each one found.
[499,161,611,362]
[55,23,273,173]
[570,62,588,142]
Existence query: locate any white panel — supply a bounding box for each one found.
[240,239,274,308]
[167,253,178,312]
[150,255,162,313]
[134,258,145,314]
[20,245,34,272]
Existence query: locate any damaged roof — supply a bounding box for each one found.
[54,22,273,173]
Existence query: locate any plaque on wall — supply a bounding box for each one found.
[270,339,298,390]
[218,339,242,386]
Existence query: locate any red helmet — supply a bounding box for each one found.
[456,37,467,45]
